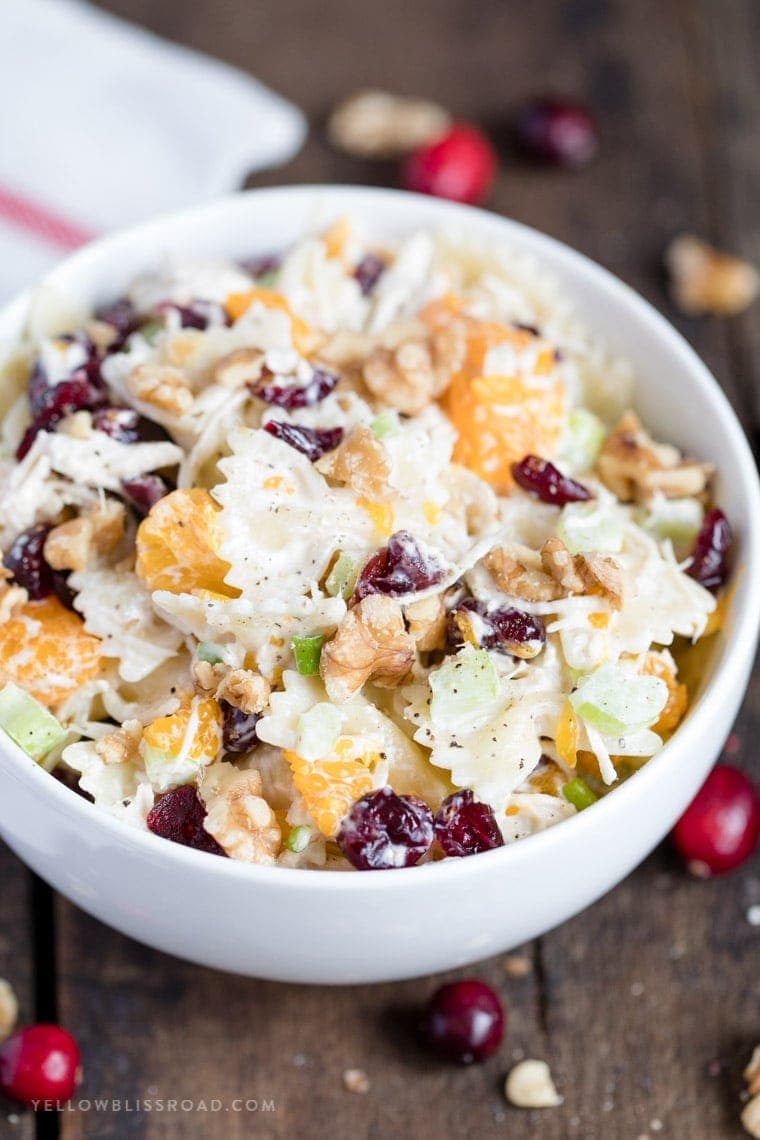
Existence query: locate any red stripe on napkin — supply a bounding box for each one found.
[0,186,96,250]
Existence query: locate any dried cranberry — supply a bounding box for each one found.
[686,508,731,591]
[254,367,339,409]
[264,420,343,462]
[95,297,139,347]
[671,763,760,876]
[354,254,386,296]
[512,455,592,505]
[434,790,504,857]
[4,524,54,598]
[401,124,497,205]
[240,252,283,278]
[52,571,77,612]
[337,786,434,870]
[221,701,261,753]
[353,532,445,602]
[423,979,505,1064]
[120,475,170,515]
[146,785,225,856]
[0,1024,81,1106]
[92,406,141,443]
[157,300,228,331]
[515,97,599,168]
[448,597,545,659]
[18,338,107,459]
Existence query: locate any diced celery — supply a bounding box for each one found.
[642,498,704,553]
[370,410,400,439]
[558,499,625,554]
[429,649,500,730]
[139,318,164,345]
[292,635,325,676]
[569,664,667,736]
[197,642,225,665]
[562,777,598,811]
[256,269,279,288]
[559,408,607,474]
[0,682,67,764]
[142,747,203,794]
[297,703,342,761]
[285,824,313,853]
[325,553,360,600]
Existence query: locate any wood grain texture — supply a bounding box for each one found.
[0,0,757,1137]
[0,851,36,1139]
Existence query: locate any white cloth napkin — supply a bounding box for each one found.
[0,0,306,300]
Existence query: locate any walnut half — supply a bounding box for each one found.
[203,768,281,864]
[44,499,126,572]
[321,595,415,703]
[597,410,712,503]
[363,321,465,414]
[666,234,760,317]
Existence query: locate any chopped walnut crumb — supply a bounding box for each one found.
[212,348,265,390]
[95,719,142,766]
[127,362,194,416]
[44,500,126,573]
[743,1095,760,1139]
[342,1067,371,1094]
[505,1059,563,1109]
[363,321,465,414]
[404,593,447,651]
[203,768,280,864]
[0,575,28,623]
[86,319,120,352]
[541,537,623,609]
[316,426,390,499]
[666,234,760,317]
[193,659,227,693]
[321,595,415,703]
[327,89,450,158]
[503,954,533,979]
[0,979,18,1042]
[745,1046,760,1098]
[216,669,271,716]
[485,544,565,603]
[597,411,712,503]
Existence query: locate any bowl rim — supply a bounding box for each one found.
[2,182,759,891]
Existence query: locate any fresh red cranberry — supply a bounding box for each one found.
[423,979,505,1064]
[354,254,386,296]
[221,701,261,753]
[353,532,445,603]
[448,597,545,658]
[264,420,343,462]
[146,785,225,856]
[686,508,732,591]
[434,790,504,857]
[0,1024,80,1106]
[337,786,434,870]
[401,124,497,205]
[512,455,592,505]
[254,367,339,409]
[672,763,760,876]
[156,300,229,331]
[4,524,54,598]
[120,475,171,515]
[515,97,599,168]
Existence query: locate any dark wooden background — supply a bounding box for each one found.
[3,1,760,1137]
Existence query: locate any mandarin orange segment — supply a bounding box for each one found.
[142,697,222,764]
[135,488,238,597]
[555,698,578,769]
[284,740,377,838]
[643,654,688,736]
[223,288,314,354]
[0,597,102,708]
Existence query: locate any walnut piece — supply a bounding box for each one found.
[404,594,447,651]
[485,544,565,603]
[203,768,281,864]
[597,411,712,503]
[212,348,265,390]
[44,500,126,573]
[541,537,623,609]
[0,978,18,1042]
[745,1045,760,1098]
[342,1068,371,1095]
[216,669,271,715]
[363,321,465,414]
[95,720,142,766]
[503,954,532,979]
[504,1060,563,1109]
[316,425,390,499]
[321,595,415,703]
[327,89,450,158]
[666,234,760,317]
[127,362,194,416]
[743,1095,760,1139]
[0,575,28,623]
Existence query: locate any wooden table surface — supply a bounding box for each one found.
[3,1,760,1137]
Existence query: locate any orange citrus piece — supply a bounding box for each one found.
[135,488,238,597]
[283,739,377,838]
[643,654,688,736]
[142,697,222,766]
[0,596,102,708]
[224,288,315,354]
[555,698,578,769]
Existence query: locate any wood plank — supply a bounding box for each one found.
[0,847,38,1139]
[51,2,760,1139]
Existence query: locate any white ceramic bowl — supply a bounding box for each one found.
[0,187,758,984]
